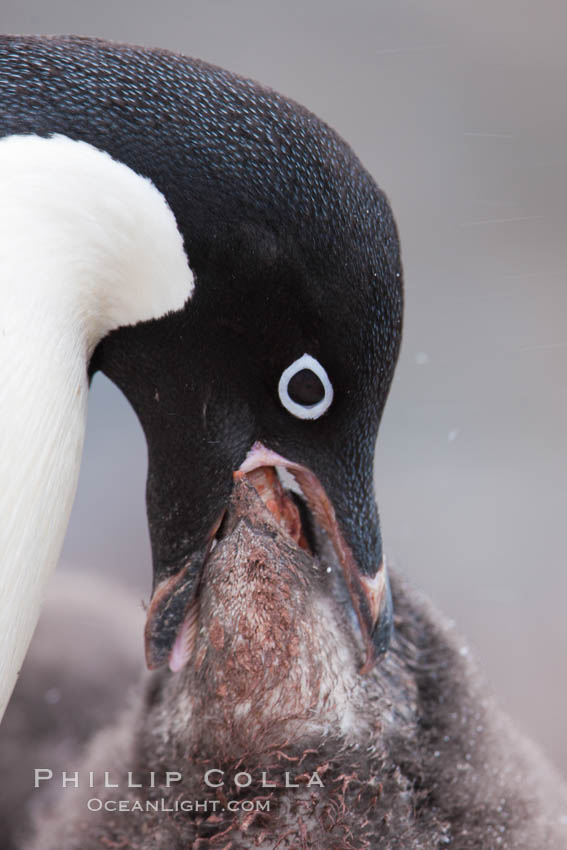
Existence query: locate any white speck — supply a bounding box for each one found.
[459,646,469,657]
[443,735,450,742]
[434,750,441,758]
[326,566,332,574]
[276,466,303,497]
[44,687,61,705]
[415,352,429,365]
[448,429,459,442]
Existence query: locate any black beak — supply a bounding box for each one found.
[144,440,393,674]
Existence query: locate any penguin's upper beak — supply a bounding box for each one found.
[144,441,393,675]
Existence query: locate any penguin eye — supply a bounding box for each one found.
[278,353,334,420]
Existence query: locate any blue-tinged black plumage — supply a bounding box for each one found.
[0,35,402,668]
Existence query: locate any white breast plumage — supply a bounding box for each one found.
[0,134,194,719]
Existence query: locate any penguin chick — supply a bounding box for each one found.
[23,477,567,850]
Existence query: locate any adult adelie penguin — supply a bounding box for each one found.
[0,36,400,715]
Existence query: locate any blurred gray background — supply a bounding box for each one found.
[4,0,565,774]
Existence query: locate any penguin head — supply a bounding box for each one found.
[66,41,404,673]
[94,157,402,672]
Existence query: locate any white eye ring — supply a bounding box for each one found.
[278,353,334,420]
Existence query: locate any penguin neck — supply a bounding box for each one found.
[0,134,194,719]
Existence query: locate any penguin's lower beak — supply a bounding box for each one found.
[144,441,393,675]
